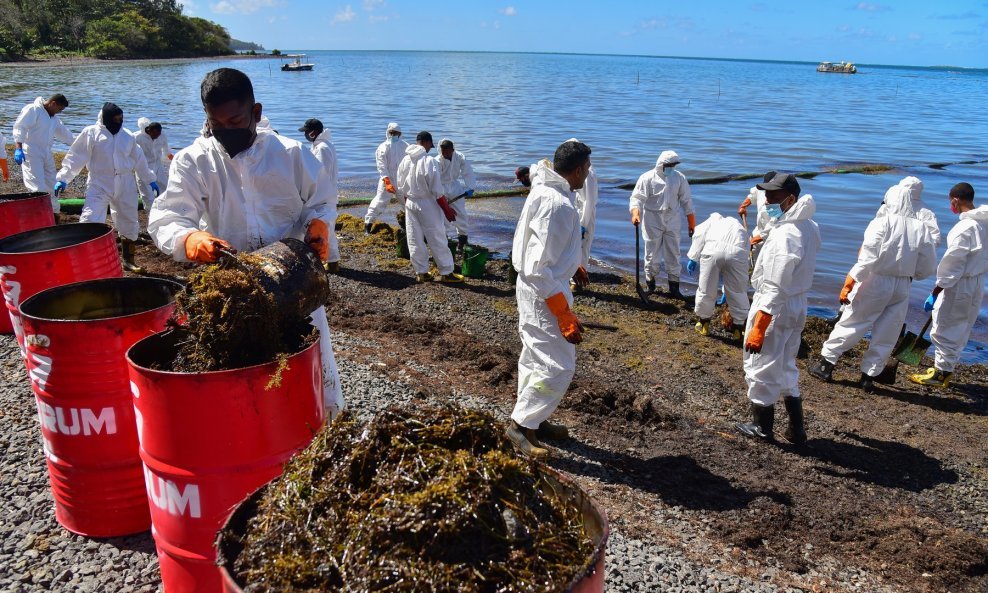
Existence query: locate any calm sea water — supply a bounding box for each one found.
[2,51,986,360]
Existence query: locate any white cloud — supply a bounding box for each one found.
[853,2,890,12]
[369,14,390,23]
[499,6,517,16]
[210,0,279,14]
[332,4,356,24]
[363,0,384,11]
[494,20,502,29]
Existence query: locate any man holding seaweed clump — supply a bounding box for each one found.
[148,67,343,416]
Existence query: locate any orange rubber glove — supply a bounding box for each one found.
[546,292,583,344]
[167,153,174,161]
[630,207,641,226]
[184,231,233,264]
[687,213,696,237]
[738,197,752,216]
[744,310,773,353]
[383,176,396,194]
[305,218,330,262]
[750,234,763,246]
[0,158,8,182]
[572,266,590,289]
[839,274,856,305]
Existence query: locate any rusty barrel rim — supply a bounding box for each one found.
[214,464,609,592]
[0,223,115,255]
[19,277,184,324]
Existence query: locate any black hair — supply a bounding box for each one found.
[146,122,162,132]
[200,68,255,107]
[49,94,69,107]
[553,141,591,175]
[949,182,975,202]
[416,131,433,144]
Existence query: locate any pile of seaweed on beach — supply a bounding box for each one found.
[223,405,595,593]
[167,253,317,373]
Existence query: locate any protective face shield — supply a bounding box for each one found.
[101,102,124,135]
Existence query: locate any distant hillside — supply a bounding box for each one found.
[0,0,243,61]
[231,39,264,51]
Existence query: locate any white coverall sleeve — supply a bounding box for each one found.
[296,147,335,231]
[754,235,801,317]
[629,175,648,213]
[935,227,974,289]
[375,145,388,178]
[396,158,411,197]
[53,118,74,146]
[679,178,695,216]
[686,219,709,261]
[55,131,93,184]
[132,143,156,186]
[519,200,574,300]
[12,105,36,144]
[147,152,209,260]
[428,160,445,199]
[461,155,476,189]
[847,219,884,283]
[913,230,937,281]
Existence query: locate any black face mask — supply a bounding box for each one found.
[211,112,256,158]
[101,102,123,135]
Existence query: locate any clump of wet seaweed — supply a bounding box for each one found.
[225,405,595,592]
[167,256,315,373]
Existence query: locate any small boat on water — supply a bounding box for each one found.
[817,60,857,74]
[281,54,314,72]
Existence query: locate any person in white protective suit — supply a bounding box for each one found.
[508,140,593,458]
[565,137,598,290]
[299,118,341,273]
[133,118,172,214]
[909,183,987,388]
[396,131,464,284]
[0,127,9,182]
[878,176,941,246]
[363,122,409,233]
[686,212,750,340]
[737,170,778,264]
[148,68,344,417]
[629,150,696,299]
[436,138,476,253]
[809,183,937,391]
[735,173,820,445]
[12,94,74,212]
[54,103,158,273]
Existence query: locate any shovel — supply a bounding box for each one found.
[445,190,470,205]
[634,223,650,305]
[891,315,933,366]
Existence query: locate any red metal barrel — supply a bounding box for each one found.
[0,192,57,334]
[127,331,326,593]
[19,277,183,537]
[0,223,121,341]
[0,191,55,240]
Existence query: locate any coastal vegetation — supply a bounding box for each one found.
[0,0,246,61]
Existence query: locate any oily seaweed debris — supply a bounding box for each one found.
[225,405,595,593]
[168,256,315,372]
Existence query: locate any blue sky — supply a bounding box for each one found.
[182,0,988,68]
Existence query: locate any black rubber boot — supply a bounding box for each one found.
[646,278,656,294]
[364,222,372,234]
[536,420,569,441]
[506,421,549,458]
[457,234,468,253]
[120,239,142,273]
[782,396,807,444]
[668,280,684,299]
[808,358,835,382]
[859,373,875,393]
[735,403,775,441]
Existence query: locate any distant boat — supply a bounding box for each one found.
[817,60,857,74]
[281,54,314,72]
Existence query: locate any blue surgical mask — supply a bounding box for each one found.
[664,165,675,174]
[388,134,399,144]
[765,203,784,220]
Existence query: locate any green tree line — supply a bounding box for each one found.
[0,0,237,60]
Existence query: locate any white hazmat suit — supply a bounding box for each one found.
[436,145,476,238]
[511,166,582,429]
[56,112,155,242]
[576,166,599,269]
[133,117,171,212]
[877,176,941,246]
[629,152,694,283]
[12,97,74,211]
[309,129,340,264]
[397,144,455,276]
[148,128,344,416]
[820,187,937,376]
[687,213,750,322]
[364,123,409,225]
[929,205,988,372]
[744,196,821,406]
